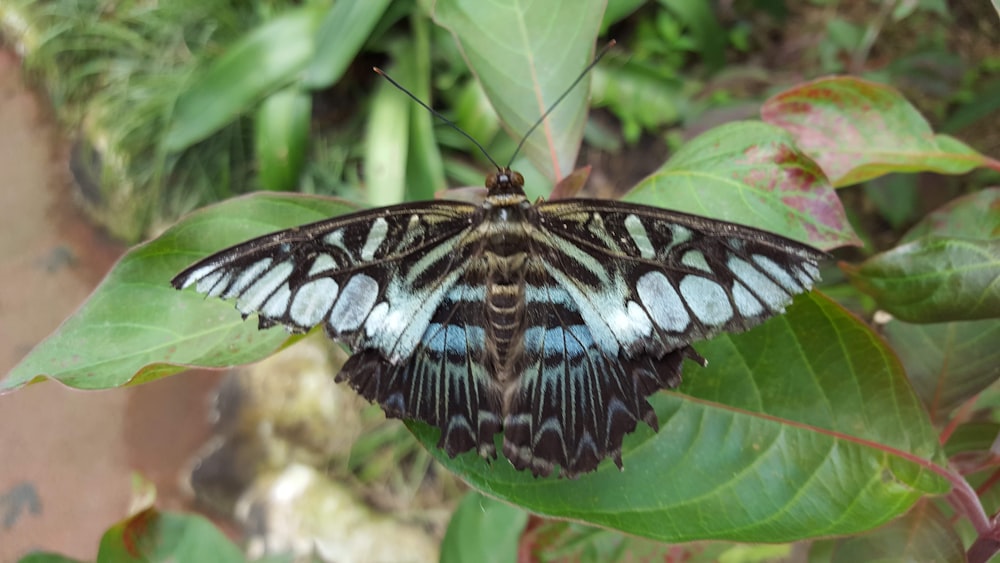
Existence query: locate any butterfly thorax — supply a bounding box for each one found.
[471,168,538,381]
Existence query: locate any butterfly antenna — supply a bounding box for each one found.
[506,40,616,168]
[373,67,503,171]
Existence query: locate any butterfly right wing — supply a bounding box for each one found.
[172,201,479,361]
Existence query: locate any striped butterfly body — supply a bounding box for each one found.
[173,168,826,477]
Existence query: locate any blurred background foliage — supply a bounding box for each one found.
[1,0,996,242]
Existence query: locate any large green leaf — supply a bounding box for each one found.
[845,188,1000,323]
[901,187,1000,243]
[625,121,859,250]
[440,492,528,563]
[364,59,411,208]
[761,77,997,187]
[255,86,312,191]
[826,501,965,563]
[432,0,605,182]
[164,5,326,150]
[885,319,1000,422]
[843,237,1000,323]
[411,292,949,542]
[96,509,244,562]
[1,194,357,392]
[302,0,394,89]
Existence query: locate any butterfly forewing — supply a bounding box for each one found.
[172,202,478,357]
[534,199,826,357]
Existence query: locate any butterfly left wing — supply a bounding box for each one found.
[172,201,478,359]
[336,280,504,460]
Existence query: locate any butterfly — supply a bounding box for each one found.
[172,166,826,478]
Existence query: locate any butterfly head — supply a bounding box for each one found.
[486,168,526,196]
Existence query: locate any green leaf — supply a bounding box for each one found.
[761,76,995,187]
[656,0,726,70]
[16,554,82,563]
[165,5,326,150]
[403,14,447,201]
[901,187,1000,243]
[255,86,312,191]
[1,194,358,392]
[590,60,687,143]
[827,501,965,563]
[411,292,948,543]
[625,121,859,250]
[96,508,244,562]
[843,237,1000,322]
[302,0,394,89]
[885,319,1000,422]
[523,520,731,562]
[451,78,502,156]
[365,60,411,207]
[433,0,604,182]
[600,0,647,33]
[440,492,528,563]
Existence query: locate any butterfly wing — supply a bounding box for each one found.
[336,280,504,460]
[499,265,701,478]
[172,201,479,360]
[497,200,826,476]
[534,199,827,359]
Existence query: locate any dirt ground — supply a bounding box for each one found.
[0,49,223,561]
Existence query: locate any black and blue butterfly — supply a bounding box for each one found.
[172,166,825,477]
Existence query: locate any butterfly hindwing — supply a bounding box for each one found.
[171,201,478,359]
[336,276,504,459]
[501,267,700,477]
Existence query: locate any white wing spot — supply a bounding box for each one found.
[636,271,690,332]
[732,281,764,317]
[363,301,389,337]
[727,256,790,311]
[262,283,292,318]
[329,274,379,332]
[361,217,389,261]
[671,225,692,245]
[607,300,653,342]
[291,278,340,327]
[679,275,733,326]
[752,254,803,292]
[681,250,712,272]
[796,262,819,288]
[236,261,293,314]
[195,271,223,294]
[624,214,655,259]
[323,229,347,250]
[185,265,217,288]
[308,254,338,276]
[224,258,272,298]
[205,272,232,297]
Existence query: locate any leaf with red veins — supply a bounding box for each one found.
[762,76,997,187]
